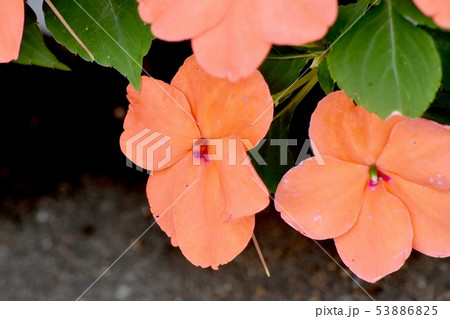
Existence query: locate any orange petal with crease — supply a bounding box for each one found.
[171,56,273,146]
[137,0,229,41]
[413,0,450,29]
[120,76,200,172]
[215,136,270,222]
[254,0,338,45]
[146,153,196,247]
[385,174,450,258]
[377,118,450,191]
[191,0,272,81]
[274,155,368,240]
[173,159,255,270]
[138,0,338,80]
[0,0,24,63]
[310,91,403,165]
[335,184,412,283]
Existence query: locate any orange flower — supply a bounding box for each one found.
[0,0,24,63]
[137,0,338,81]
[120,55,273,269]
[413,0,450,29]
[275,91,450,282]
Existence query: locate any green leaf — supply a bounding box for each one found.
[394,0,437,29]
[423,89,450,125]
[328,0,441,118]
[259,46,311,95]
[325,0,369,43]
[44,0,153,90]
[428,29,450,91]
[15,4,69,70]
[317,58,334,94]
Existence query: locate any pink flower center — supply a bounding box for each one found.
[193,139,212,163]
[369,165,391,189]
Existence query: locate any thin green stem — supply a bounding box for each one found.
[266,53,317,61]
[273,69,318,123]
[296,42,326,51]
[273,69,317,107]
[310,51,328,69]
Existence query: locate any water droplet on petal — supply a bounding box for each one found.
[313,215,322,222]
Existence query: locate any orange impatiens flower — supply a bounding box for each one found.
[120,55,273,269]
[275,91,450,283]
[137,0,338,81]
[0,0,24,63]
[413,0,450,29]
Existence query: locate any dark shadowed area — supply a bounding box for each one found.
[0,38,449,301]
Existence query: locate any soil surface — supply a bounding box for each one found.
[1,175,450,300]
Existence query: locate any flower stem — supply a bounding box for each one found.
[265,53,317,61]
[252,233,270,278]
[273,68,317,107]
[273,69,318,123]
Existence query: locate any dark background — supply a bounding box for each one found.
[0,38,193,199]
[0,34,449,300]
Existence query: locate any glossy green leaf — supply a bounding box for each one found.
[328,0,441,118]
[317,58,334,95]
[325,0,369,43]
[259,46,311,95]
[44,0,153,90]
[15,4,69,70]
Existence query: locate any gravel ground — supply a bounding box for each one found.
[1,175,449,301]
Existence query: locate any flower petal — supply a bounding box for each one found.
[0,0,24,63]
[191,1,272,81]
[335,185,412,283]
[254,0,338,45]
[274,155,368,240]
[146,153,196,247]
[171,56,273,145]
[120,76,200,172]
[377,118,450,190]
[215,136,270,221]
[137,0,229,41]
[173,159,255,269]
[413,0,450,29]
[310,91,403,165]
[385,174,450,258]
